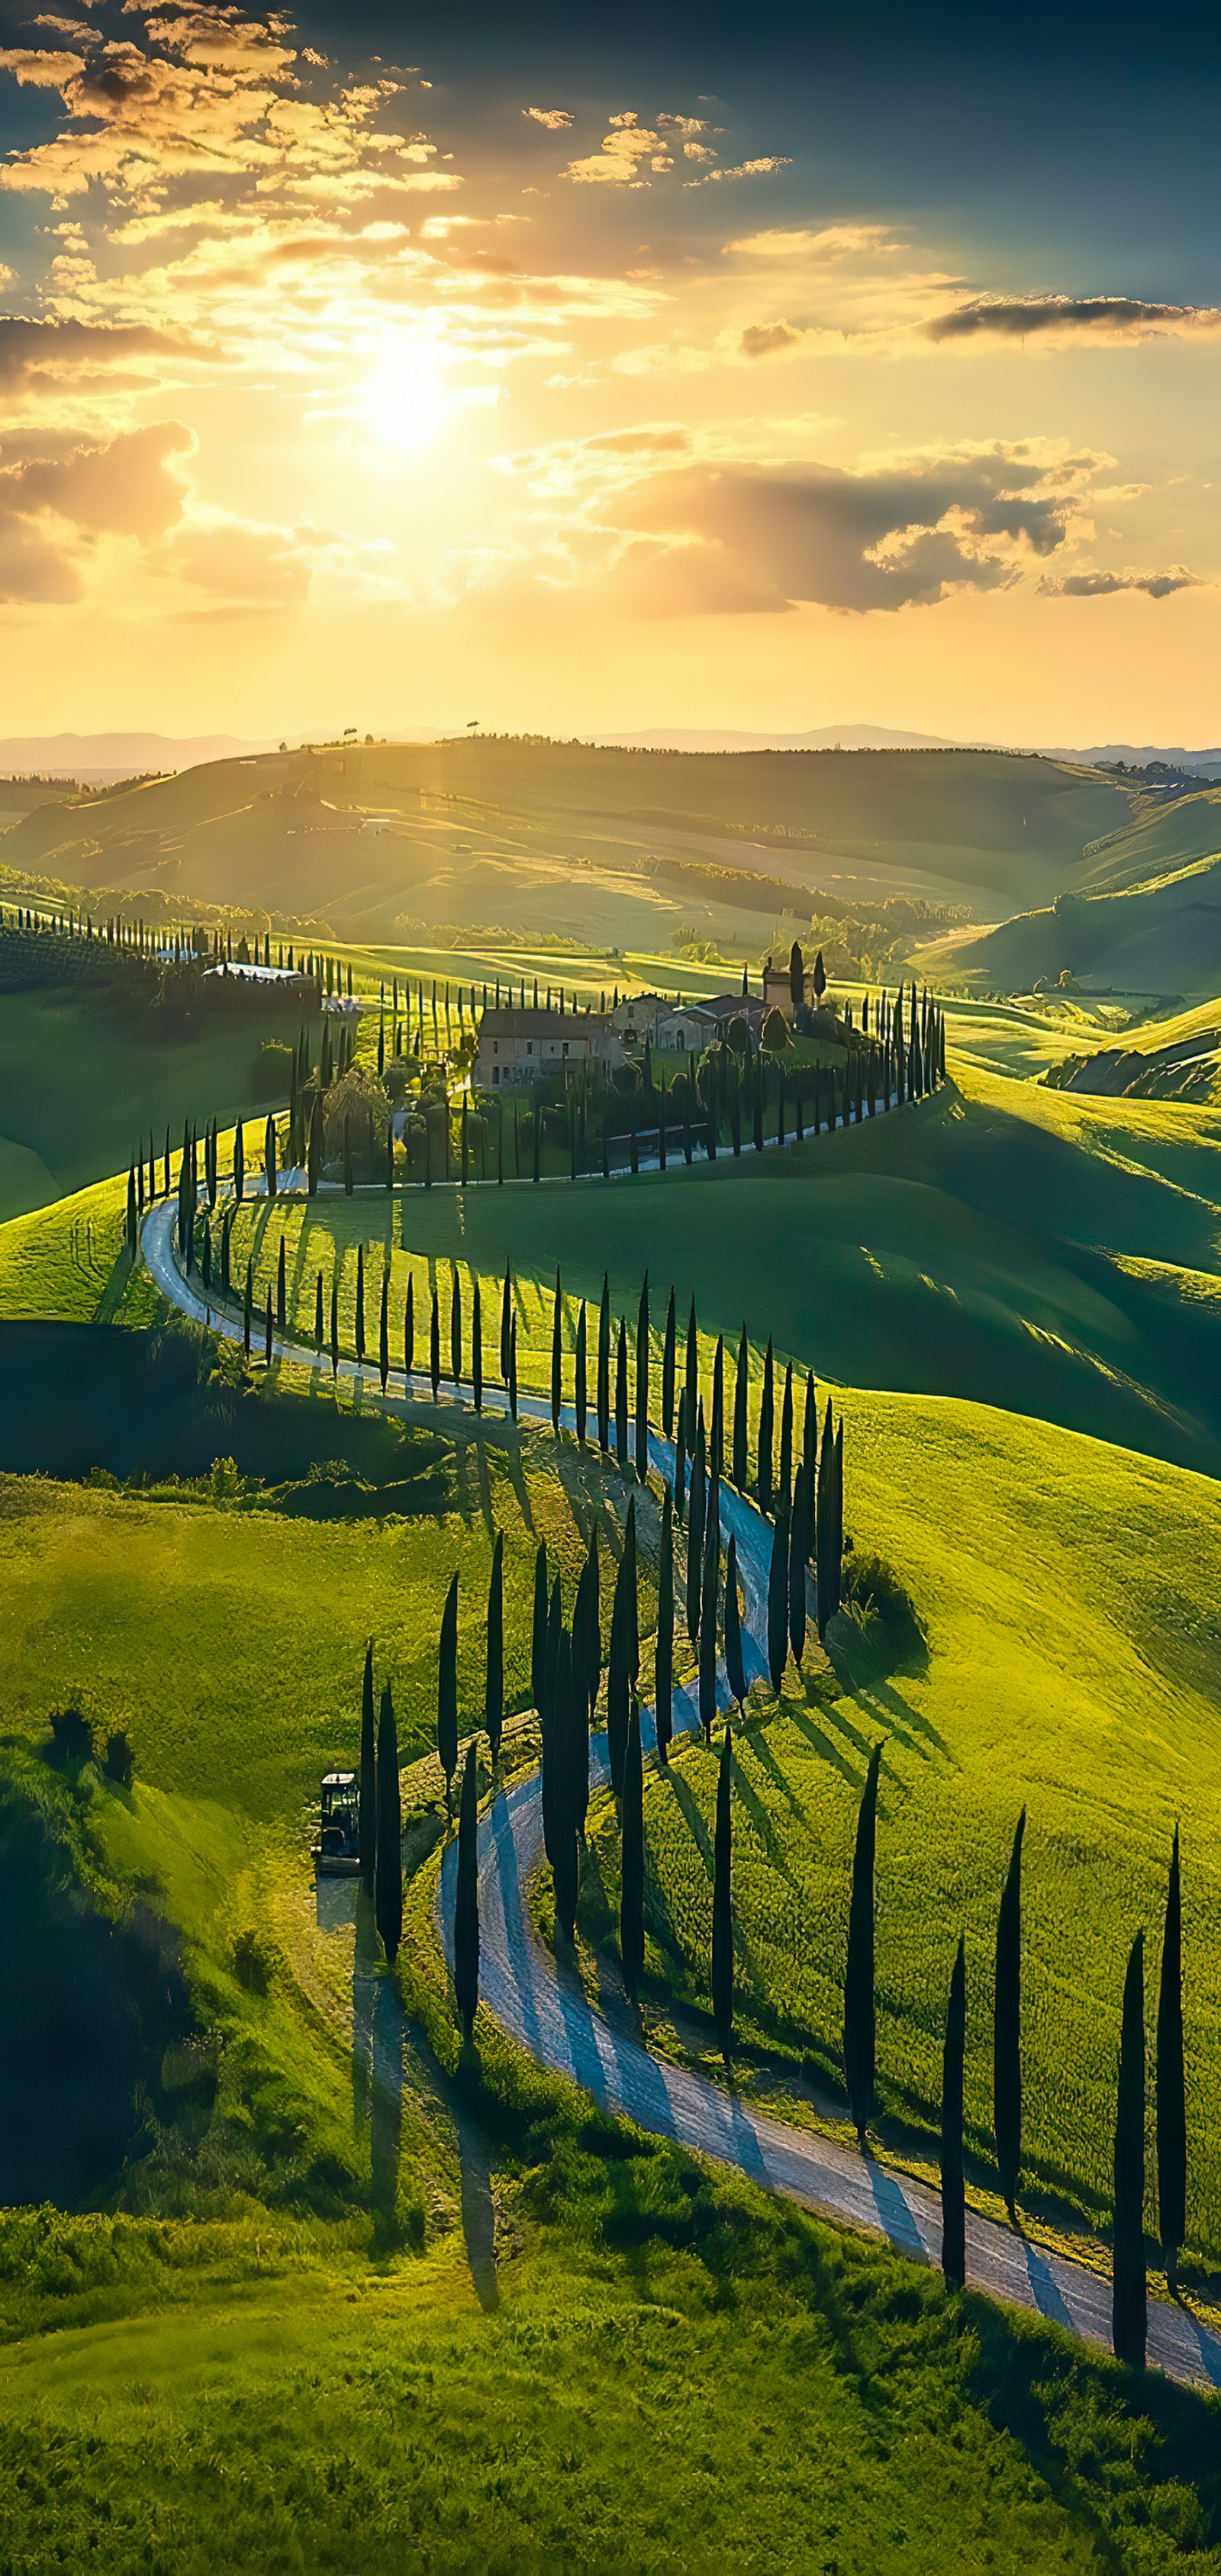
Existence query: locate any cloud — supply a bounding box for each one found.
[0,418,191,601]
[591,445,1098,615]
[563,114,670,186]
[522,107,572,130]
[11,420,192,537]
[164,514,312,605]
[694,157,791,185]
[0,314,195,388]
[926,295,1221,344]
[728,224,898,260]
[1036,565,1203,600]
[739,321,801,359]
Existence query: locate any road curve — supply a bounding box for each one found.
[141,1198,1221,2391]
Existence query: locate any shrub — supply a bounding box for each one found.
[103,1730,134,1788]
[47,1705,95,1769]
[839,1551,925,1659]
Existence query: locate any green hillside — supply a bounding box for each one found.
[234,1054,1221,1475]
[0,990,314,1224]
[0,740,1130,942]
[951,849,1221,997]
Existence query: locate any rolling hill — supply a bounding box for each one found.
[0,740,1129,945]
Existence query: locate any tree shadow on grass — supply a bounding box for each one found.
[785,1699,866,1790]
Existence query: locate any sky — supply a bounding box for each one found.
[0,0,1219,742]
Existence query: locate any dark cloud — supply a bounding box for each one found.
[0,316,197,388]
[739,320,801,358]
[926,295,1221,343]
[1037,566,1201,600]
[610,452,1080,614]
[0,421,192,601]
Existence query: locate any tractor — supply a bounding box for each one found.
[313,1769,360,1875]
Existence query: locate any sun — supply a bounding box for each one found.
[361,334,449,451]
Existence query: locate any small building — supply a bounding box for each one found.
[656,1003,718,1053]
[702,992,766,1038]
[610,992,672,1047]
[472,1006,617,1088]
[762,955,826,1019]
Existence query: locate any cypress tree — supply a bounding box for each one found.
[635,1270,650,1480]
[767,1504,789,1692]
[733,1327,749,1489]
[724,1531,746,1708]
[1156,1826,1186,2290]
[941,1934,967,2291]
[375,1682,402,1963]
[803,1370,818,1493]
[575,1299,588,1442]
[778,1362,794,1512]
[508,1312,518,1419]
[832,1418,844,1616]
[788,1465,807,1666]
[500,1257,512,1380]
[1113,1929,1148,2368]
[438,1573,459,1810]
[712,1721,733,2056]
[571,1559,593,1839]
[430,1283,440,1398]
[531,1541,549,1717]
[698,1505,719,1737]
[710,1335,725,1484]
[450,1266,462,1386]
[472,1277,483,1411]
[359,1641,376,1888]
[330,1273,338,1375]
[234,1121,244,1204]
[686,1401,707,1643]
[125,1164,137,1251]
[540,1578,563,1866]
[379,1266,389,1391]
[484,1531,504,1763]
[656,1483,674,1762]
[598,1273,611,1451]
[620,1702,644,2004]
[815,1400,837,1638]
[674,1386,688,1521]
[758,1336,775,1512]
[551,1266,563,1431]
[685,1296,698,1444]
[354,1242,366,1364]
[265,1113,277,1199]
[551,1628,579,1941]
[454,1740,480,2038]
[607,1544,632,1795]
[614,1316,629,1468]
[844,1741,883,2145]
[264,1287,273,1367]
[314,1270,324,1354]
[662,1287,677,1437]
[994,1808,1025,2221]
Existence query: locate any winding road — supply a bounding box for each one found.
[142,1194,1221,2391]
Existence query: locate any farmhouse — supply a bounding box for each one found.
[472,1006,617,1087]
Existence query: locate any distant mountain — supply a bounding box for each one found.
[596,723,976,753]
[0,732,277,784]
[1042,743,1221,775]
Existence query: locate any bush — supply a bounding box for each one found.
[47,1705,95,1769]
[839,1551,925,1658]
[761,1008,790,1054]
[251,1038,292,1096]
[103,1730,134,1788]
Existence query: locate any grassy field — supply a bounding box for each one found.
[570,1385,1221,2268]
[221,1051,1221,1475]
[3,739,1131,944]
[0,1424,629,1818]
[0,990,322,1223]
[7,2146,1216,2575]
